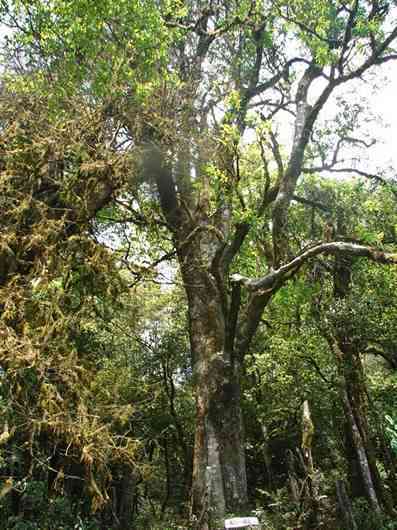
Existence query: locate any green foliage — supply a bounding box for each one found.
[1,479,100,529]
[385,415,397,454]
[351,498,397,530]
[1,0,175,100]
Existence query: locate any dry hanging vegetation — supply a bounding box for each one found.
[0,89,142,512]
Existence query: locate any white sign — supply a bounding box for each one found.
[224,517,260,529]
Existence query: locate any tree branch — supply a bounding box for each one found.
[338,0,359,75]
[232,241,397,292]
[233,240,397,359]
[249,58,310,99]
[302,166,397,198]
[292,194,331,212]
[222,222,251,271]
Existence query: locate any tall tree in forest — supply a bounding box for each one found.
[141,3,397,524]
[3,1,397,527]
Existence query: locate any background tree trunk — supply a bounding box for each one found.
[331,251,387,512]
[336,479,357,530]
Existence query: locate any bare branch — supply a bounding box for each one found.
[269,130,284,179]
[272,63,326,263]
[126,250,177,287]
[222,223,251,271]
[339,25,397,83]
[301,166,397,198]
[292,194,331,212]
[249,58,310,99]
[338,0,359,75]
[232,241,397,292]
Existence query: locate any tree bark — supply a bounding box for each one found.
[336,479,357,530]
[330,251,386,513]
[117,472,137,529]
[300,400,321,529]
[341,381,381,513]
[183,263,248,526]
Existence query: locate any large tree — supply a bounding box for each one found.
[143,3,397,525]
[3,1,397,527]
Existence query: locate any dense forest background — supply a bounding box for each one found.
[1,1,397,529]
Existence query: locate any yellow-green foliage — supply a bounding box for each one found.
[0,88,140,511]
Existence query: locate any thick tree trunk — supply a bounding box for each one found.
[182,264,248,527]
[150,137,250,526]
[191,363,247,518]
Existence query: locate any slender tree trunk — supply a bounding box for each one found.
[331,250,387,512]
[341,382,381,513]
[333,336,395,513]
[301,400,321,529]
[261,425,273,489]
[336,479,357,530]
[117,472,137,529]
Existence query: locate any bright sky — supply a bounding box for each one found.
[370,74,397,169]
[287,64,397,178]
